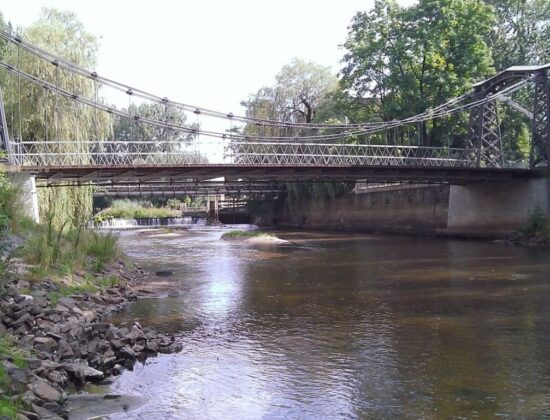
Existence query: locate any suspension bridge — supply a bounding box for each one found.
[0,30,548,197]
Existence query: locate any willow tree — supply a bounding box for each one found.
[2,9,110,228]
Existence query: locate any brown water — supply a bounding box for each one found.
[106,227,550,419]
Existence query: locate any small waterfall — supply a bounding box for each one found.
[94,217,206,229]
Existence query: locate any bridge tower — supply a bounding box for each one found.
[468,86,504,168]
[530,68,550,167]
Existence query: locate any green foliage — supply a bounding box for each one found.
[340,0,494,146]
[242,58,338,137]
[0,397,18,418]
[0,335,29,370]
[485,0,550,69]
[221,230,275,239]
[166,198,182,210]
[86,231,118,272]
[93,199,179,222]
[519,206,550,244]
[47,275,117,306]
[2,9,110,229]
[21,217,119,273]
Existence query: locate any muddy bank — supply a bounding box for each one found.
[0,262,182,419]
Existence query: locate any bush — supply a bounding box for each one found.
[519,206,550,244]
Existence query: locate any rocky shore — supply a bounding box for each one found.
[0,261,182,419]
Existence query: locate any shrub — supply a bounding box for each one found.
[520,206,550,243]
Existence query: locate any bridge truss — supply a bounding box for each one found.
[0,30,548,189]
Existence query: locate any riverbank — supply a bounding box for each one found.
[0,260,181,419]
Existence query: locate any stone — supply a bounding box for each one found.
[34,337,58,353]
[30,378,63,402]
[31,404,64,420]
[110,339,124,350]
[58,297,76,308]
[53,304,69,313]
[47,370,67,386]
[118,345,135,360]
[12,312,31,327]
[92,322,110,334]
[63,363,104,382]
[145,340,159,353]
[82,310,96,322]
[57,340,75,359]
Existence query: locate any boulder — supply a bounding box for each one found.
[30,378,63,403]
[34,337,58,353]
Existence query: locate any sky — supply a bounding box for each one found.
[1,0,415,161]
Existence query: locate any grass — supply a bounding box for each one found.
[20,218,119,275]
[0,335,29,371]
[221,230,275,239]
[93,199,179,223]
[48,275,120,306]
[0,398,19,419]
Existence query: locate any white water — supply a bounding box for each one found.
[94,217,206,229]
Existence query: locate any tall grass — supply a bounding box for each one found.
[21,217,119,273]
[94,199,179,222]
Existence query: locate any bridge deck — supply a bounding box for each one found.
[18,164,543,185]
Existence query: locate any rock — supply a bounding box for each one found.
[53,304,69,313]
[117,345,135,360]
[155,270,173,277]
[57,340,75,359]
[42,402,66,416]
[145,340,159,353]
[45,332,63,341]
[34,337,58,353]
[30,378,63,403]
[82,310,96,322]
[12,312,31,327]
[47,370,67,386]
[16,409,38,420]
[57,297,76,308]
[63,363,104,382]
[110,339,124,350]
[31,403,64,420]
[92,322,110,334]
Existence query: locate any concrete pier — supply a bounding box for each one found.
[265,178,550,238]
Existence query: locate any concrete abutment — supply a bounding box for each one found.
[264,178,550,238]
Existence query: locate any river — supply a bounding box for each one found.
[103,227,550,419]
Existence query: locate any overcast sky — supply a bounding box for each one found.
[2,0,414,161]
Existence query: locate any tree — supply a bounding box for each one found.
[485,0,550,69]
[241,58,338,137]
[339,0,495,146]
[2,8,110,227]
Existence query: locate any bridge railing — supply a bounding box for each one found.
[230,141,478,168]
[9,138,517,169]
[11,140,207,166]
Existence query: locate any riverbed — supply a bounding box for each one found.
[104,226,550,419]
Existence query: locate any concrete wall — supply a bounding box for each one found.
[445,178,550,237]
[9,173,40,223]
[274,184,450,235]
[265,178,550,238]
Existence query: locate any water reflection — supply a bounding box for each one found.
[108,229,550,419]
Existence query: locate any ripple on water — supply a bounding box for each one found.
[104,228,550,419]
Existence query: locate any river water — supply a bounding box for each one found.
[104,227,550,419]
